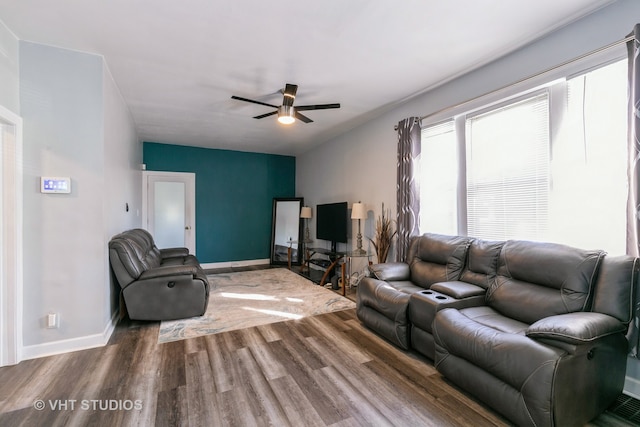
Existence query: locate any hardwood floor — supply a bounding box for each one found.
[0,268,634,426]
[0,309,503,426]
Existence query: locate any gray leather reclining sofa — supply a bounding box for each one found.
[109,228,210,321]
[357,232,638,426]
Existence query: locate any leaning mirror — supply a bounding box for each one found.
[270,197,304,266]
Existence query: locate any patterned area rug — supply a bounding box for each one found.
[158,268,355,343]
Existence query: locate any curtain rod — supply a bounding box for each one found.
[394,34,635,130]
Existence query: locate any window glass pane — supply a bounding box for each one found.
[466,94,550,240]
[550,59,627,254]
[420,121,457,235]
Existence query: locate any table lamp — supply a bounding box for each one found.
[351,202,367,254]
[300,206,312,242]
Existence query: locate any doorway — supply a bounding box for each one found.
[142,171,196,254]
[0,105,23,367]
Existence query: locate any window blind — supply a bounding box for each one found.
[465,93,550,241]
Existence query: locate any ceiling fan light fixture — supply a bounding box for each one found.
[277,105,295,125]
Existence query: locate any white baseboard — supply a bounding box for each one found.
[21,311,119,361]
[625,374,640,400]
[201,259,270,270]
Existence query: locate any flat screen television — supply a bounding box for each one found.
[316,202,348,253]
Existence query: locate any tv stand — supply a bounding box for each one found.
[289,246,372,296]
[304,247,345,289]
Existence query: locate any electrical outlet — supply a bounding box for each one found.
[46,313,58,329]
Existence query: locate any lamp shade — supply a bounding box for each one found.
[300,206,312,219]
[351,202,367,220]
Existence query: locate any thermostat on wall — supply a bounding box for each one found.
[40,177,71,194]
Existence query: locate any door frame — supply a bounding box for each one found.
[0,104,23,367]
[142,171,196,254]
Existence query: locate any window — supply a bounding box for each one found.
[420,59,628,255]
[419,120,457,235]
[466,93,550,241]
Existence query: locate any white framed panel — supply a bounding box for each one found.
[0,103,23,366]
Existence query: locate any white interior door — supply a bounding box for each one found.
[143,171,196,254]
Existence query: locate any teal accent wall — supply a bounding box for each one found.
[143,142,296,263]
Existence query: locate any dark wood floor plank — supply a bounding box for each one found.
[221,328,246,352]
[158,340,187,392]
[185,350,223,427]
[255,322,284,343]
[0,355,62,413]
[364,357,509,427]
[267,339,346,425]
[271,320,328,371]
[0,291,635,426]
[317,350,445,426]
[247,341,288,381]
[304,317,372,366]
[315,309,355,334]
[204,333,236,394]
[216,385,259,426]
[183,335,207,355]
[267,375,325,427]
[0,357,46,406]
[125,328,163,426]
[155,386,188,427]
[235,323,269,349]
[316,365,394,426]
[233,346,290,425]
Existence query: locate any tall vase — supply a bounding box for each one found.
[370,203,396,263]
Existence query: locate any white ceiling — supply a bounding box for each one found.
[0,0,615,155]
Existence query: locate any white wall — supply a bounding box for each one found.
[18,41,140,358]
[297,0,640,394]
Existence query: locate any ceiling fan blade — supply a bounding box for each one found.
[253,110,278,119]
[295,103,341,111]
[231,95,278,109]
[283,84,298,107]
[295,111,313,123]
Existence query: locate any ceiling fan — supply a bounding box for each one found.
[231,83,340,125]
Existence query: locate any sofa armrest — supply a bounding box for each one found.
[160,247,190,258]
[369,263,410,281]
[139,264,201,280]
[526,312,627,345]
[431,281,486,299]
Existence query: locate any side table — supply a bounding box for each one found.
[343,250,372,295]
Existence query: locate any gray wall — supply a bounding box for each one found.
[21,41,106,346]
[297,0,640,395]
[103,63,143,326]
[3,37,141,355]
[298,0,640,257]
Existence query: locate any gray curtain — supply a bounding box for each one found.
[396,117,422,262]
[626,24,640,358]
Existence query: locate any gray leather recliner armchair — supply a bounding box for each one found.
[109,228,210,321]
[433,240,636,426]
[357,233,638,426]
